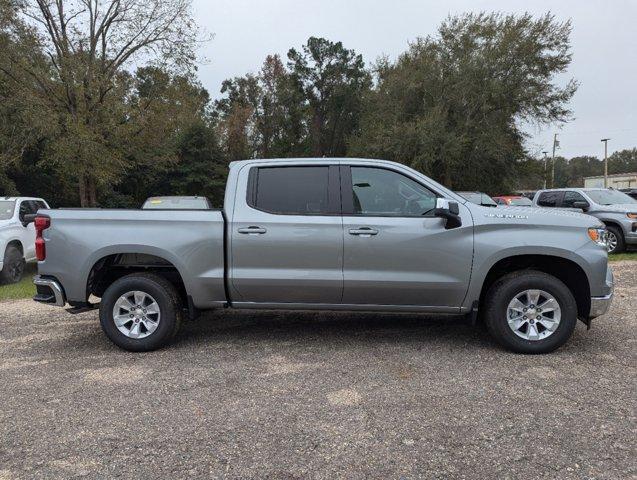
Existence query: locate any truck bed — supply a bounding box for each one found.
[37,209,227,309]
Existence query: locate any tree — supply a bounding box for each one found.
[0,0,54,194]
[288,37,371,157]
[215,54,307,160]
[350,13,578,192]
[5,0,202,206]
[608,148,637,175]
[155,121,227,207]
[97,67,212,207]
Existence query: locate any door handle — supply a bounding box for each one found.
[349,227,378,236]
[238,226,267,235]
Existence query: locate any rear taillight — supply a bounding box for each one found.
[35,216,50,261]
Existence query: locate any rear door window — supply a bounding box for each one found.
[537,191,563,207]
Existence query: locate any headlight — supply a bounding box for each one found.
[588,227,608,248]
[627,213,637,219]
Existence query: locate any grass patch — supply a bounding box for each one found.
[0,264,37,301]
[609,251,637,262]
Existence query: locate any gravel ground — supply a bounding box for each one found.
[1,262,635,479]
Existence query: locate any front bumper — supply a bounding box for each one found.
[33,275,66,306]
[590,293,613,318]
[589,266,614,319]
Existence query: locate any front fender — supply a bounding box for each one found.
[462,222,606,308]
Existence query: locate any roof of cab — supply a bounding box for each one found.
[1,196,46,201]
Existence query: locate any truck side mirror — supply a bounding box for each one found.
[572,201,589,212]
[433,199,462,229]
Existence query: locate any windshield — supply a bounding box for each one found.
[586,189,637,205]
[142,197,210,209]
[0,200,16,220]
[509,197,533,206]
[458,192,497,207]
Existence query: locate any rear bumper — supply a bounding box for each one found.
[0,260,3,272]
[33,275,66,307]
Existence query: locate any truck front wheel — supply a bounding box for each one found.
[483,271,578,354]
[605,225,625,254]
[99,273,183,351]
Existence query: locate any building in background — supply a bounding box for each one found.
[584,173,637,189]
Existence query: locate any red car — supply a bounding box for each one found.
[492,195,534,206]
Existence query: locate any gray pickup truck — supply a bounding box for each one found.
[533,188,637,254]
[32,159,614,354]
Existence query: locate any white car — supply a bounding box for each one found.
[0,197,49,283]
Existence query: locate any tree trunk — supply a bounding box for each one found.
[311,109,324,157]
[78,174,98,207]
[88,177,98,207]
[78,174,89,207]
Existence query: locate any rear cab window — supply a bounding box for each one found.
[247,166,339,215]
[537,191,563,207]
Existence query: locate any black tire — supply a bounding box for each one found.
[0,245,26,284]
[99,273,183,352]
[606,225,625,254]
[483,271,578,354]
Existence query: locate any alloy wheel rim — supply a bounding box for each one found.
[112,290,161,339]
[607,232,618,253]
[506,289,561,341]
[10,261,24,281]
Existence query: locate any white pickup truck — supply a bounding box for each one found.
[0,197,50,283]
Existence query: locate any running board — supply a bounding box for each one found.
[66,304,99,314]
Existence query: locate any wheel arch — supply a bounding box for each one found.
[477,254,591,320]
[5,239,24,256]
[85,248,189,307]
[600,220,623,232]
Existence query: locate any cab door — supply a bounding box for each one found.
[229,164,343,305]
[340,165,473,309]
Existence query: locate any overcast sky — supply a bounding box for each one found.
[192,0,636,160]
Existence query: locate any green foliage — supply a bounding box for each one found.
[149,122,228,207]
[287,37,372,156]
[215,38,371,160]
[350,12,577,192]
[550,150,637,189]
[0,0,203,206]
[2,9,635,205]
[608,148,637,175]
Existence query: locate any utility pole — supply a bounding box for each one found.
[542,151,549,189]
[551,134,559,188]
[601,138,610,188]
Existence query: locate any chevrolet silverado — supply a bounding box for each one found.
[31,159,614,353]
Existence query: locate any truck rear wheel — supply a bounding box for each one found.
[0,245,25,284]
[483,271,578,354]
[99,273,183,351]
